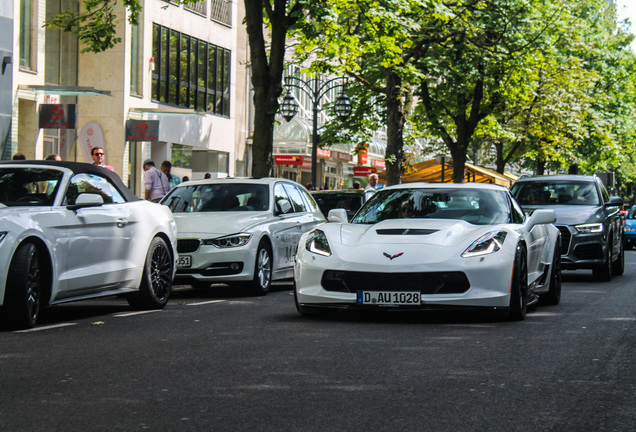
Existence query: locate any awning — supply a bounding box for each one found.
[128,107,204,116]
[18,85,111,97]
[378,158,515,187]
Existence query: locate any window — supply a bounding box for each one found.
[65,174,126,206]
[274,183,292,214]
[130,23,143,95]
[210,0,232,27]
[152,23,231,116]
[19,0,36,70]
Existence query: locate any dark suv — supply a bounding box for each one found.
[511,175,623,281]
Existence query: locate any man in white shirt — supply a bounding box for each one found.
[364,173,379,201]
[143,159,171,202]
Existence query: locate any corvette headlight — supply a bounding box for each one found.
[462,231,507,258]
[575,223,602,234]
[203,233,252,248]
[305,229,331,257]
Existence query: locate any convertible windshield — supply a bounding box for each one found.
[0,168,63,207]
[511,181,600,206]
[351,188,511,225]
[162,183,270,213]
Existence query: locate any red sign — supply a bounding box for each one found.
[301,159,312,170]
[275,155,304,165]
[336,152,353,162]
[136,121,149,135]
[316,148,332,158]
[373,159,386,168]
[353,167,377,177]
[358,151,368,164]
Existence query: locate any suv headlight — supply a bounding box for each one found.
[575,223,603,234]
[305,229,331,256]
[462,231,507,258]
[203,233,252,248]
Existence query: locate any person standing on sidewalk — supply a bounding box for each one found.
[143,159,170,202]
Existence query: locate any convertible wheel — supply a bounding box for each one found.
[593,239,613,282]
[5,242,42,329]
[127,237,173,309]
[540,240,562,306]
[248,241,272,296]
[508,244,528,321]
[612,240,625,276]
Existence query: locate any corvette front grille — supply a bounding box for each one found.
[321,271,470,294]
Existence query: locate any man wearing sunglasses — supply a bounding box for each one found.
[91,147,114,172]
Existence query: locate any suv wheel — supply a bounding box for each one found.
[612,239,625,276]
[593,239,613,282]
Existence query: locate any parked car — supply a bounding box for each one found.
[161,178,325,295]
[623,205,636,249]
[295,183,561,320]
[510,175,623,281]
[0,161,177,329]
[311,189,365,221]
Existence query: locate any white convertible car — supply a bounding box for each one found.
[294,183,561,320]
[0,161,177,329]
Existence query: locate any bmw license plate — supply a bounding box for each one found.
[177,255,191,268]
[357,291,420,306]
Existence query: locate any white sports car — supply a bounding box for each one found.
[0,161,177,329]
[294,183,561,320]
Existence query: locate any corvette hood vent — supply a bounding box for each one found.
[376,228,439,235]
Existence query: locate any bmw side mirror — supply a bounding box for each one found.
[276,199,292,215]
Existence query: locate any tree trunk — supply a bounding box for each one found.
[384,68,406,186]
[536,159,546,175]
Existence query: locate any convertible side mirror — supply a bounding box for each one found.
[67,193,104,211]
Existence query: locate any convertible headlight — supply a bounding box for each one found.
[203,233,252,248]
[575,223,603,234]
[305,229,331,257]
[462,231,507,258]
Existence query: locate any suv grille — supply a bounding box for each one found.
[321,271,470,294]
[177,239,201,253]
[556,225,571,254]
[573,244,603,260]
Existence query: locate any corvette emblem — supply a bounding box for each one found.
[383,252,404,260]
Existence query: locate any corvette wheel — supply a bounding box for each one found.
[508,244,528,321]
[5,243,42,329]
[540,240,562,306]
[249,241,272,296]
[612,240,625,276]
[593,239,613,282]
[128,237,173,309]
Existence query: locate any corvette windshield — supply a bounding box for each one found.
[0,168,63,207]
[162,183,270,213]
[351,188,511,225]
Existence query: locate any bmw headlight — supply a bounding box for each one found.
[462,231,507,258]
[575,223,603,234]
[305,229,331,257]
[203,233,252,248]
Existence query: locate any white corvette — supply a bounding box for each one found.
[294,183,561,320]
[0,161,177,329]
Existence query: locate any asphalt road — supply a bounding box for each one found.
[1,254,635,432]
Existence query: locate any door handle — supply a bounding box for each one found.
[117,219,128,228]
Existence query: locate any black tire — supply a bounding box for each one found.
[508,244,528,321]
[540,240,562,306]
[612,239,625,276]
[5,242,42,329]
[127,237,173,309]
[593,239,613,282]
[248,241,272,296]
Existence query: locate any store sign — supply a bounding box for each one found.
[336,152,353,162]
[39,104,77,129]
[126,120,159,141]
[373,159,386,168]
[353,167,377,177]
[316,148,332,158]
[358,151,368,164]
[275,155,304,165]
[301,159,312,169]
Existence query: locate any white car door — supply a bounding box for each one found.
[53,173,134,300]
[269,183,305,274]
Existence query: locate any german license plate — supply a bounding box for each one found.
[177,255,191,268]
[356,291,420,305]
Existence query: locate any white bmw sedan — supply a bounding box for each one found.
[161,178,326,295]
[0,161,177,329]
[295,183,561,320]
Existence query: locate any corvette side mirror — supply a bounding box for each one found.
[327,209,348,223]
[527,209,556,228]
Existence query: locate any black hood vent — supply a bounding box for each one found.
[376,228,439,235]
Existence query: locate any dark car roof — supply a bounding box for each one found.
[311,189,365,195]
[0,160,139,202]
[514,174,597,183]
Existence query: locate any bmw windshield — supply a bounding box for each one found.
[351,188,511,225]
[162,183,270,213]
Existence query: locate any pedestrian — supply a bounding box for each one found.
[12,153,26,160]
[305,182,313,191]
[352,181,361,190]
[160,160,181,188]
[91,147,114,171]
[364,173,379,201]
[45,154,61,161]
[204,172,212,179]
[182,176,190,182]
[143,159,170,202]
